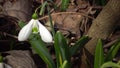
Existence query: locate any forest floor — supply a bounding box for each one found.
[0,0,120,68]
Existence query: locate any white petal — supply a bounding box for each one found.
[18,19,34,41]
[32,20,39,33]
[37,21,53,43]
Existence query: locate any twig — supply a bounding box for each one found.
[38,12,95,20]
[103,39,119,48]
[0,32,18,39]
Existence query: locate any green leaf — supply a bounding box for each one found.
[105,39,120,62]
[61,0,69,11]
[94,39,104,68]
[18,21,26,28]
[47,5,55,37]
[29,34,56,68]
[59,60,67,68]
[39,1,47,15]
[54,31,71,68]
[100,61,120,68]
[70,36,89,56]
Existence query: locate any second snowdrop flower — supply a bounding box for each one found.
[18,19,53,43]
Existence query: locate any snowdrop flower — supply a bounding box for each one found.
[18,19,53,43]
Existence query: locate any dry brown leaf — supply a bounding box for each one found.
[3,0,32,22]
[46,13,82,38]
[5,50,37,68]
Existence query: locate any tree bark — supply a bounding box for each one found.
[80,0,120,67]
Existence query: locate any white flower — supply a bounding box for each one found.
[18,19,53,43]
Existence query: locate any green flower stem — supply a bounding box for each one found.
[29,34,56,68]
[47,4,55,37]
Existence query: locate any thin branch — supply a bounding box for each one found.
[0,31,18,39]
[38,12,95,20]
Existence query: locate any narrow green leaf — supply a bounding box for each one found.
[39,1,47,15]
[105,39,120,62]
[54,32,61,67]
[47,5,55,37]
[94,39,104,68]
[100,62,120,68]
[70,36,89,56]
[54,31,71,68]
[60,60,68,68]
[61,0,69,11]
[29,34,56,68]
[18,21,26,28]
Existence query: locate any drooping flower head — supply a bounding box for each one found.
[18,13,52,43]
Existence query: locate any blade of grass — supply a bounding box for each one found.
[29,34,56,68]
[39,1,47,15]
[59,60,67,68]
[100,61,120,68]
[94,39,104,68]
[54,31,71,68]
[47,5,55,37]
[105,39,120,62]
[70,36,89,56]
[54,32,62,67]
